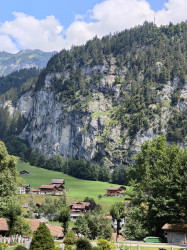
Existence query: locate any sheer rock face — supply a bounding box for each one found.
[18,70,121,163]
[3,60,187,165]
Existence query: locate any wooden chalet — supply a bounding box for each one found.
[39,184,59,194]
[51,179,65,191]
[31,178,65,195]
[70,202,91,220]
[162,223,187,244]
[105,187,124,197]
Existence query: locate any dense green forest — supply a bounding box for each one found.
[36,21,187,142]
[0,67,39,103]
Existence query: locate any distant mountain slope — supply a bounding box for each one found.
[1,22,187,167]
[0,49,57,76]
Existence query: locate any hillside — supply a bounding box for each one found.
[17,160,124,211]
[1,22,187,167]
[0,49,56,76]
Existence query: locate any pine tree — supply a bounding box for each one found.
[30,223,55,250]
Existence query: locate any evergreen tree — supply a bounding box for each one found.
[30,223,55,250]
[76,238,92,250]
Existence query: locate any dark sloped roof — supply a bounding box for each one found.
[162,223,187,231]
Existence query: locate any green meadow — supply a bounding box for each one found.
[17,160,125,212]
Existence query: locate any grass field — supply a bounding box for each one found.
[17,160,125,212]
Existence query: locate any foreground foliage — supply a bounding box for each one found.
[0,140,30,236]
[97,239,116,250]
[76,238,92,250]
[63,230,77,245]
[75,211,112,240]
[125,135,187,238]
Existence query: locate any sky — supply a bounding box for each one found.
[0,0,186,53]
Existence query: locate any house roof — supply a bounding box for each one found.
[72,204,85,209]
[26,219,62,236]
[107,187,122,191]
[71,202,90,209]
[51,179,64,184]
[40,217,48,223]
[0,218,63,237]
[40,185,55,189]
[46,224,63,236]
[162,223,187,232]
[105,214,113,220]
[32,189,41,192]
[26,219,40,231]
[0,218,8,231]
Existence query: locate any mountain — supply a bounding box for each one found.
[0,49,57,76]
[1,22,187,166]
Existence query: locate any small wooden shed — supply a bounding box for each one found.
[162,223,187,244]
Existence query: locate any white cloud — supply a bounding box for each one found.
[156,0,187,25]
[0,12,65,52]
[0,34,18,53]
[0,0,186,53]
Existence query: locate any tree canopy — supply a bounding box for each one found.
[0,140,19,216]
[125,135,187,239]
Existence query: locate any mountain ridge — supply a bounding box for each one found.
[0,49,57,76]
[1,22,187,166]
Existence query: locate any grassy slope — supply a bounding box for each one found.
[17,160,125,212]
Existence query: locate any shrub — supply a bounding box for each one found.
[14,246,27,250]
[65,246,73,250]
[63,230,77,245]
[92,247,102,250]
[97,239,116,250]
[76,238,92,250]
[0,242,7,250]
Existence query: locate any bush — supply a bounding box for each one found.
[92,247,102,250]
[0,242,7,250]
[76,238,92,250]
[65,245,73,250]
[14,246,27,250]
[63,230,77,245]
[97,239,116,250]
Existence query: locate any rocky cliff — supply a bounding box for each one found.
[2,22,187,166]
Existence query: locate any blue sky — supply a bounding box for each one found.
[0,0,167,28]
[0,0,186,53]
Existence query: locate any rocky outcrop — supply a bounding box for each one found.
[3,57,182,166]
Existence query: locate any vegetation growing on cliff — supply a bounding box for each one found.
[35,21,187,144]
[0,21,186,169]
